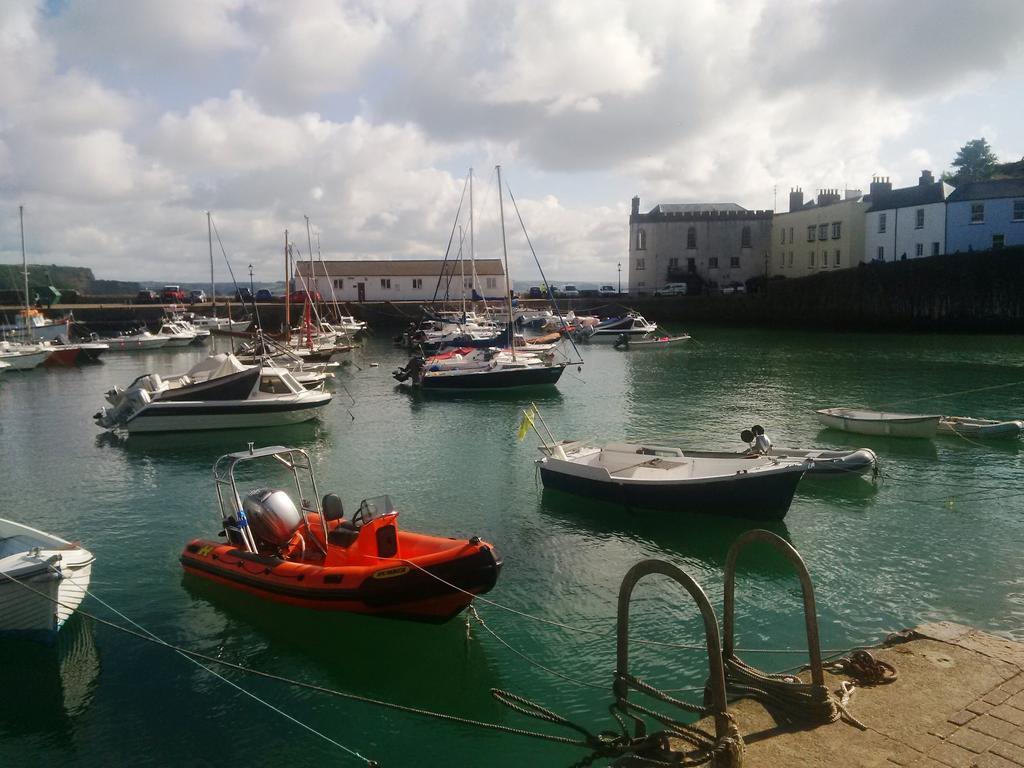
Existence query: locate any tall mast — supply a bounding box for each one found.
[459,224,466,317]
[469,168,477,305]
[284,229,290,341]
[304,215,315,311]
[496,165,514,360]
[207,211,215,318]
[19,205,28,314]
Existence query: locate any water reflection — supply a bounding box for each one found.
[537,487,791,572]
[180,576,501,718]
[0,617,100,743]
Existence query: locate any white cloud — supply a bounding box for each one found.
[0,0,1022,284]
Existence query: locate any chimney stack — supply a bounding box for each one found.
[919,169,934,186]
[631,195,640,216]
[869,176,893,201]
[789,187,804,212]
[817,188,841,206]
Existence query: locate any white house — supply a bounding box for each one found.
[294,258,507,303]
[864,171,953,263]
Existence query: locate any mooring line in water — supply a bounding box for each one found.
[0,570,378,766]
[377,555,860,656]
[874,377,1024,410]
[470,607,706,694]
[1,571,592,754]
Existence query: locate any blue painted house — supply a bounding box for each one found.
[946,179,1024,252]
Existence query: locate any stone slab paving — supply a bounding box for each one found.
[685,623,1024,767]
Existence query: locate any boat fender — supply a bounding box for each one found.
[470,536,480,545]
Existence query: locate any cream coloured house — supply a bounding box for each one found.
[770,188,868,276]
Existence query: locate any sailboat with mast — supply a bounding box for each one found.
[393,166,571,390]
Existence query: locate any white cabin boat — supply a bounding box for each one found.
[95,357,331,433]
[815,408,941,438]
[0,519,94,643]
[0,341,52,369]
[98,330,170,351]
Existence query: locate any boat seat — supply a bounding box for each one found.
[328,522,359,548]
[322,493,344,521]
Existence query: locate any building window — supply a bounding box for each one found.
[877,246,885,261]
[915,243,923,257]
[686,257,696,272]
[741,226,751,248]
[915,209,925,229]
[380,278,391,289]
[635,258,645,271]
[818,224,828,241]
[788,227,794,243]
[807,225,815,242]
[333,279,343,290]
[686,227,696,249]
[878,213,887,233]
[636,229,647,250]
[993,234,1005,249]
[971,203,985,223]
[486,277,497,289]
[780,228,785,244]
[834,249,840,266]
[708,257,719,269]
[412,278,423,289]
[779,252,785,267]
[932,242,940,256]
[464,278,473,289]
[809,251,815,267]
[730,256,740,268]
[822,251,829,267]
[1013,200,1024,221]
[788,251,793,266]
[668,257,679,269]
[831,222,841,239]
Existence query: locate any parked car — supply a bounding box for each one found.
[234,287,254,302]
[721,283,746,295]
[288,290,323,303]
[136,289,160,304]
[255,289,275,302]
[188,289,207,304]
[162,284,186,303]
[561,285,581,298]
[527,286,544,299]
[598,285,617,296]
[654,282,688,297]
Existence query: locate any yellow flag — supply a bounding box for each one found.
[517,408,535,441]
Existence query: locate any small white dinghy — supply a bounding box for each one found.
[815,408,941,438]
[937,416,1024,440]
[0,519,94,643]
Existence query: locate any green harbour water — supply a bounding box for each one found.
[2,326,1024,766]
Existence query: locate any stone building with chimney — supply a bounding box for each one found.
[769,187,868,277]
[627,196,773,295]
[864,171,953,263]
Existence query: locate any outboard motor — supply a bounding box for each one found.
[613,332,629,349]
[241,488,303,546]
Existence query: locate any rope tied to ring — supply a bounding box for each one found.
[825,650,898,686]
[723,653,841,727]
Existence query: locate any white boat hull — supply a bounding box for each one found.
[123,396,330,433]
[816,409,940,438]
[160,335,197,347]
[0,349,51,369]
[0,519,94,643]
[104,336,169,351]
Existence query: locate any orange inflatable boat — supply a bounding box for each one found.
[180,446,501,623]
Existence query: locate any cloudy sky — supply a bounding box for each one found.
[1,0,1022,284]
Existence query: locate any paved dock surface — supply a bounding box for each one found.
[690,623,1024,767]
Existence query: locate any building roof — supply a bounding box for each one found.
[649,203,747,214]
[947,178,1024,203]
[296,258,505,277]
[867,181,951,212]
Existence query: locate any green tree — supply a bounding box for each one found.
[943,138,999,186]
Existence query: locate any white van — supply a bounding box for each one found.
[654,282,688,296]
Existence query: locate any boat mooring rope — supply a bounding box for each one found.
[0,568,378,765]
[0,570,600,761]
